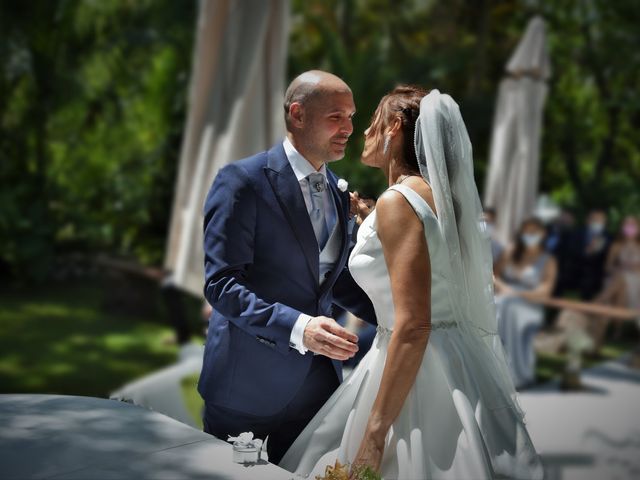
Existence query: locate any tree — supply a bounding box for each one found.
[2,0,637,282]
[0,0,196,281]
[540,0,640,221]
[289,0,640,222]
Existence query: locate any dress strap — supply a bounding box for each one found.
[387,184,436,220]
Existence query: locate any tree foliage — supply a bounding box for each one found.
[539,0,640,224]
[1,0,637,283]
[1,0,196,281]
[289,0,640,225]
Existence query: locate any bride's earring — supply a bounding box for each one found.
[383,134,390,156]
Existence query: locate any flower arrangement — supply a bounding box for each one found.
[314,460,381,480]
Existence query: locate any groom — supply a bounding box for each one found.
[199,70,377,464]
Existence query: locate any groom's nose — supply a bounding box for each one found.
[340,117,353,136]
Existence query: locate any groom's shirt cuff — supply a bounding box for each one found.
[289,314,312,354]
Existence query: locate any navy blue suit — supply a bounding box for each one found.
[198,142,376,463]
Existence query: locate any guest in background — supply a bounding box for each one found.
[546,208,578,297]
[576,209,611,300]
[593,215,640,336]
[494,217,558,388]
[482,207,505,266]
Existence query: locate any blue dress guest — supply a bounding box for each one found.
[198,71,376,464]
[494,218,557,388]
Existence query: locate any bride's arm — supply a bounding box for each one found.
[352,191,431,471]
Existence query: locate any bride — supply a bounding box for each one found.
[279,87,544,479]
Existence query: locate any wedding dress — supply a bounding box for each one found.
[280,184,544,479]
[280,90,544,480]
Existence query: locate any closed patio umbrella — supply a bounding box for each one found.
[164,0,289,296]
[483,16,551,245]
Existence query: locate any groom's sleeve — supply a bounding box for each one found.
[203,163,301,355]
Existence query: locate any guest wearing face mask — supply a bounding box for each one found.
[594,215,640,330]
[577,209,611,300]
[494,218,558,388]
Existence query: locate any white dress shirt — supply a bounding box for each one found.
[283,137,337,354]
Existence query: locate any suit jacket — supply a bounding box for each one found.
[576,227,611,300]
[198,142,376,416]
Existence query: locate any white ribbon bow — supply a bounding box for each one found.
[227,432,263,450]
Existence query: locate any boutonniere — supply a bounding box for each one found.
[337,178,349,193]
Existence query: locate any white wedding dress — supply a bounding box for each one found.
[280,184,544,480]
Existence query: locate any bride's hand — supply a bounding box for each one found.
[350,432,384,478]
[349,191,373,225]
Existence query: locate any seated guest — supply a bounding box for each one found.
[576,208,611,300]
[494,218,558,388]
[546,208,579,297]
[593,215,640,336]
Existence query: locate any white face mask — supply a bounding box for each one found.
[589,222,605,234]
[521,233,542,248]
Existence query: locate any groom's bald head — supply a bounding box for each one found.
[283,70,355,166]
[284,70,352,129]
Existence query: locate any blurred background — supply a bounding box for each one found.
[1,0,639,477]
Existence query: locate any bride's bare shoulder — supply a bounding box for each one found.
[375,189,422,233]
[376,188,411,213]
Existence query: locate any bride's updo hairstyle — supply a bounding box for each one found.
[370,85,428,171]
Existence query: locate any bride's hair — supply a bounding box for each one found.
[371,85,428,171]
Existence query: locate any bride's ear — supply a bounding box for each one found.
[387,117,403,138]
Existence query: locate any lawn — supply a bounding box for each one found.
[0,279,195,398]
[1,279,635,403]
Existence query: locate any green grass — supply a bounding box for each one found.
[1,279,635,404]
[0,280,184,398]
[180,373,203,428]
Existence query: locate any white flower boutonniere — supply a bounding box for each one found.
[337,178,349,192]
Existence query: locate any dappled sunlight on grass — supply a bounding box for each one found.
[0,280,182,398]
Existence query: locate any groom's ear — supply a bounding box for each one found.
[288,102,305,128]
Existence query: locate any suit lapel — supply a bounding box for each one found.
[264,144,320,284]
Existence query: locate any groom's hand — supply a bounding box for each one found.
[303,316,359,361]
